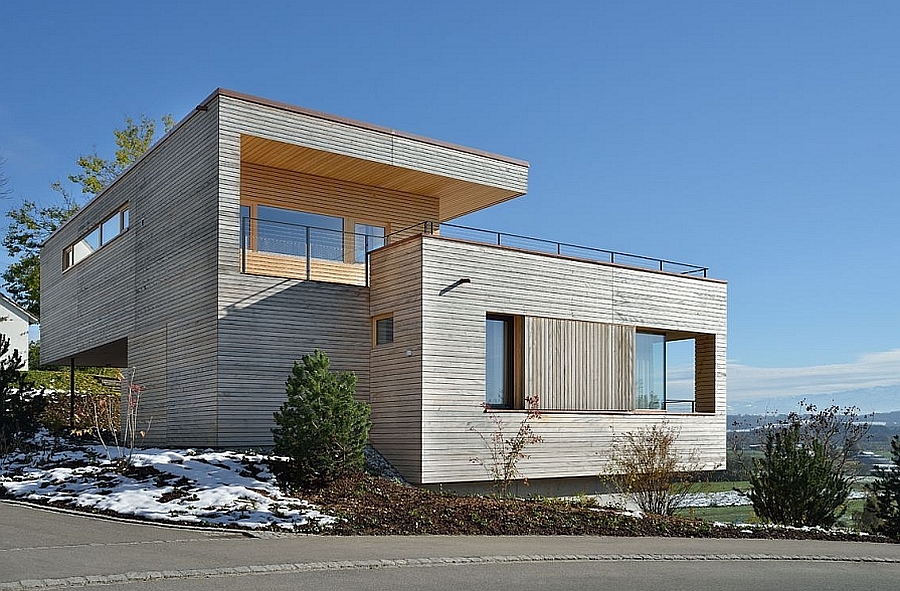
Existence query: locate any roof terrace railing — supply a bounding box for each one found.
[239,217,710,283]
[387,222,709,277]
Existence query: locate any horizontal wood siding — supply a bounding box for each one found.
[41,100,221,447]
[368,238,423,483]
[412,236,726,484]
[527,318,633,411]
[242,251,367,285]
[128,327,167,443]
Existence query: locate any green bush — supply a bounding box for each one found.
[0,335,45,455]
[272,350,370,486]
[870,435,900,538]
[746,422,853,527]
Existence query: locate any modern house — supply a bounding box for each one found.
[40,89,727,489]
[0,293,37,371]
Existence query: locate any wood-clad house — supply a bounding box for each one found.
[40,89,727,489]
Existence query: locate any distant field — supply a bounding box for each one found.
[677,481,868,529]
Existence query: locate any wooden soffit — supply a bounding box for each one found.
[240,135,527,221]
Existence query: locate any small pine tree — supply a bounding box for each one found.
[871,435,900,538]
[747,422,853,527]
[271,350,370,486]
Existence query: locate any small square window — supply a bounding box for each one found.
[374,316,394,345]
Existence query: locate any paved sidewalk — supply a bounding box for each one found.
[3,500,899,589]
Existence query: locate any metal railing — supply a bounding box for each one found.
[239,216,710,282]
[387,222,709,277]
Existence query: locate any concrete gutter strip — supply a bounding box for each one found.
[3,553,900,589]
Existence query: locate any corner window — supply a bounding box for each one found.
[634,331,710,413]
[354,223,385,263]
[374,315,394,346]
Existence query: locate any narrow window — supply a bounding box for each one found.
[635,332,665,410]
[70,228,100,266]
[374,316,394,346]
[354,223,385,263]
[61,203,130,270]
[486,314,514,408]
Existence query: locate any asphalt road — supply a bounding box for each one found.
[3,500,900,590]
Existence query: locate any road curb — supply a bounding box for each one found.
[3,552,900,589]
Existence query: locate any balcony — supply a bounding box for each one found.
[239,217,710,286]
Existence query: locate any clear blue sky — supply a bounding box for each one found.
[2,1,898,406]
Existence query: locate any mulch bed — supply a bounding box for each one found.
[293,474,896,541]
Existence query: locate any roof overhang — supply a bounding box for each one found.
[241,134,527,221]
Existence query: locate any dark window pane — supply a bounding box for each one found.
[375,317,393,345]
[486,317,509,406]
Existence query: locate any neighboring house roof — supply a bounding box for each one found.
[0,293,38,324]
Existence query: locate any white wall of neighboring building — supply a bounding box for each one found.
[0,296,33,371]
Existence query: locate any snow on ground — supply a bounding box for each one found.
[0,434,336,531]
[681,488,867,508]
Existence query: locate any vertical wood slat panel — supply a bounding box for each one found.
[527,317,633,411]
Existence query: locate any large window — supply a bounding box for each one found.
[63,205,130,270]
[354,223,385,263]
[635,332,665,410]
[634,331,703,412]
[256,205,343,261]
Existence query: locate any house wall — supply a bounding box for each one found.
[414,236,727,485]
[368,238,424,483]
[240,161,440,236]
[40,99,221,447]
[0,302,31,371]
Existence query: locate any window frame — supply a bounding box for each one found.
[62,204,130,271]
[634,331,666,411]
[485,313,524,410]
[373,314,394,346]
